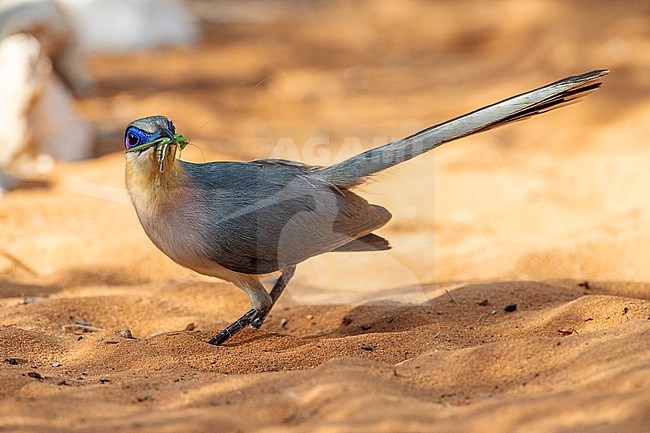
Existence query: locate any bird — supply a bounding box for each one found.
[124,69,608,345]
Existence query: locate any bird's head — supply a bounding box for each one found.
[124,115,189,173]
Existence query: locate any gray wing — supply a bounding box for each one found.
[181,160,391,274]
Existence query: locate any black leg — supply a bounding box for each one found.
[208,266,297,345]
[251,266,296,329]
[208,308,260,345]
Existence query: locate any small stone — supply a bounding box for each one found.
[27,371,43,380]
[305,314,314,320]
[136,395,154,402]
[280,318,287,328]
[477,299,489,306]
[504,304,517,312]
[490,309,497,315]
[51,362,61,367]
[119,329,133,338]
[361,346,374,351]
[184,323,196,331]
[99,378,111,384]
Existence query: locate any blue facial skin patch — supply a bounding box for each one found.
[124,127,160,151]
[124,124,189,172]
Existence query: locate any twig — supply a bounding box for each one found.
[62,324,104,333]
[476,313,485,325]
[445,290,459,305]
[1,251,37,276]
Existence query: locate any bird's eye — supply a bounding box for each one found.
[126,132,140,149]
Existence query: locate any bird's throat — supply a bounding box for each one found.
[125,148,186,215]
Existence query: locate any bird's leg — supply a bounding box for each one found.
[208,280,271,345]
[208,308,258,345]
[208,267,299,345]
[251,265,296,329]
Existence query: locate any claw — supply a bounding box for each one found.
[250,317,264,329]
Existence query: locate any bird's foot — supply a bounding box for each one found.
[208,266,297,345]
[250,311,270,329]
[208,308,269,345]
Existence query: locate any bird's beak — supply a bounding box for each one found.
[156,129,189,173]
[161,128,175,141]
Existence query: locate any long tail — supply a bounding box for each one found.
[312,69,608,187]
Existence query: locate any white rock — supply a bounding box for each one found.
[0,0,199,93]
[0,0,91,94]
[55,0,198,53]
[31,72,93,161]
[0,33,92,181]
[0,33,45,167]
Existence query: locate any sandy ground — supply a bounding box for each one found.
[1,1,649,432]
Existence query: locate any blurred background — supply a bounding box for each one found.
[0,0,648,302]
